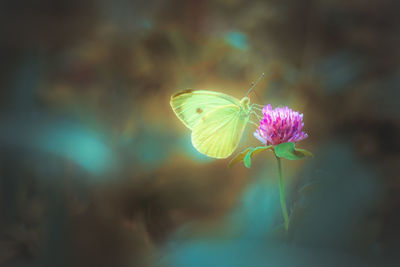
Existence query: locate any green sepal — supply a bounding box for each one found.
[274,142,313,160]
[243,146,273,168]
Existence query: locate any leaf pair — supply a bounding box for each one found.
[229,142,313,168]
[229,146,272,168]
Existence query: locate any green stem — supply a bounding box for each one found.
[276,156,289,231]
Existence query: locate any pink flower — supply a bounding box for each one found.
[254,104,308,145]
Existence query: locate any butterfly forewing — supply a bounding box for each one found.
[170,90,240,129]
[191,105,249,158]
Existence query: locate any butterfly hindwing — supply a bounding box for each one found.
[191,105,249,158]
[170,90,240,129]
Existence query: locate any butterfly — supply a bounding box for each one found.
[170,75,264,159]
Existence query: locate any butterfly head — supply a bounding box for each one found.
[240,96,251,112]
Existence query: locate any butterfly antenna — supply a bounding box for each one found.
[246,73,265,96]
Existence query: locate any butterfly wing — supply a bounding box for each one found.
[191,104,249,158]
[170,90,241,129]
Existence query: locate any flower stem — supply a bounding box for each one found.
[276,156,289,231]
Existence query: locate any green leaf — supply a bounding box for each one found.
[228,146,273,168]
[243,151,252,168]
[274,142,308,160]
[228,147,252,168]
[243,146,273,168]
[294,148,314,158]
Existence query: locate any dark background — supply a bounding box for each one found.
[0,0,399,266]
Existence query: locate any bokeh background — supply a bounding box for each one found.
[1,0,399,266]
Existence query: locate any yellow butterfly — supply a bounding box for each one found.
[170,75,264,159]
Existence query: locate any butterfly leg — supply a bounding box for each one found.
[248,104,263,127]
[249,120,260,127]
[252,107,263,112]
[252,103,265,108]
[250,104,263,112]
[251,111,262,119]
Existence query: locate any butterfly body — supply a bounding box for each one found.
[170,90,253,159]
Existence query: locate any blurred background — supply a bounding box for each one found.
[0,0,399,266]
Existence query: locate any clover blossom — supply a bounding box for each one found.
[254,104,308,145]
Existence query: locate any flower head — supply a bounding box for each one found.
[254,104,308,145]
